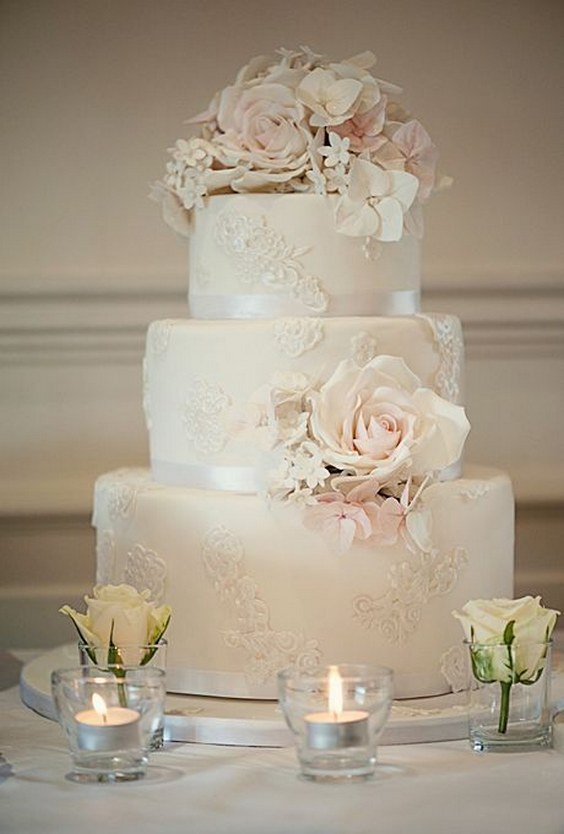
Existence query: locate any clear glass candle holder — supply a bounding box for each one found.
[278,663,394,782]
[77,641,167,749]
[77,639,167,671]
[51,666,166,782]
[465,640,553,752]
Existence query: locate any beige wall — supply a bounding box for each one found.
[1,0,563,646]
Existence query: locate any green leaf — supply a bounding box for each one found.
[107,621,125,672]
[503,620,516,646]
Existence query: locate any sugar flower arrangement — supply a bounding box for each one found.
[231,355,470,553]
[60,584,171,668]
[453,596,559,734]
[152,47,441,245]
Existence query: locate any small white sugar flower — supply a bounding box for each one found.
[172,137,214,170]
[319,132,351,167]
[324,163,349,194]
[287,441,330,490]
[305,166,327,194]
[178,175,207,210]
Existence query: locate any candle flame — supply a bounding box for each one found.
[327,665,343,718]
[92,693,108,723]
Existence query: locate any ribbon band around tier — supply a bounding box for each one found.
[152,458,463,494]
[189,290,420,320]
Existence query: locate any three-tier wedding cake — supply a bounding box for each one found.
[93,48,514,699]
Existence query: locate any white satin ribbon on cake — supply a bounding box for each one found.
[153,459,260,493]
[153,457,462,493]
[189,290,419,320]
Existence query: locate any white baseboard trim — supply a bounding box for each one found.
[0,268,563,363]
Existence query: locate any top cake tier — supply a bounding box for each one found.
[188,194,420,319]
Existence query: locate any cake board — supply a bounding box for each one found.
[20,644,564,748]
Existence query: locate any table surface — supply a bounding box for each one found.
[2,648,564,834]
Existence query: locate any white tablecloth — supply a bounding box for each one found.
[2,650,564,834]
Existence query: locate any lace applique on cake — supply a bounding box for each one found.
[458,482,491,501]
[182,378,231,455]
[350,331,378,366]
[418,314,463,403]
[124,544,167,604]
[352,546,467,644]
[96,531,116,585]
[214,211,328,313]
[440,644,467,693]
[148,320,174,355]
[105,482,140,521]
[273,318,324,357]
[202,525,322,683]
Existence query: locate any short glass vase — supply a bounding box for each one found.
[465,640,553,752]
[51,666,166,782]
[278,663,394,782]
[77,640,167,749]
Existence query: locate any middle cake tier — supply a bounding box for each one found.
[144,314,464,490]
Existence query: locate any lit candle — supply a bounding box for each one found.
[76,693,141,752]
[304,666,369,750]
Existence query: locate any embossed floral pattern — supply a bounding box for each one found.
[95,531,116,586]
[215,211,328,312]
[202,525,322,683]
[418,314,463,404]
[350,331,378,366]
[148,320,174,356]
[352,546,468,643]
[124,544,167,605]
[273,318,324,357]
[458,482,491,501]
[182,378,231,455]
[440,644,468,693]
[104,482,139,522]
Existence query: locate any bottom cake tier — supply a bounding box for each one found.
[93,466,514,700]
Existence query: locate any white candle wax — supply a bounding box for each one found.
[304,710,369,750]
[76,706,141,752]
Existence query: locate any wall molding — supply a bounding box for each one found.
[1,268,563,364]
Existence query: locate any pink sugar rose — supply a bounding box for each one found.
[308,355,469,486]
[215,82,311,176]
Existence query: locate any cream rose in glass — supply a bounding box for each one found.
[60,583,171,668]
[453,596,559,735]
[308,355,469,485]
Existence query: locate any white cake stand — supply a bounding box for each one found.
[20,644,564,748]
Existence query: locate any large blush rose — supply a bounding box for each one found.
[215,82,311,177]
[308,355,469,483]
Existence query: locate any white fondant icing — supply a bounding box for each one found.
[93,466,514,700]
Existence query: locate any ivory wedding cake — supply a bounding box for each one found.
[93,49,514,699]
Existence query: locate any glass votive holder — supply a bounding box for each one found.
[51,666,166,782]
[77,641,167,749]
[465,639,553,752]
[278,663,394,782]
[77,639,167,671]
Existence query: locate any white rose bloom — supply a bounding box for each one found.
[60,584,171,665]
[308,355,469,485]
[452,596,560,683]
